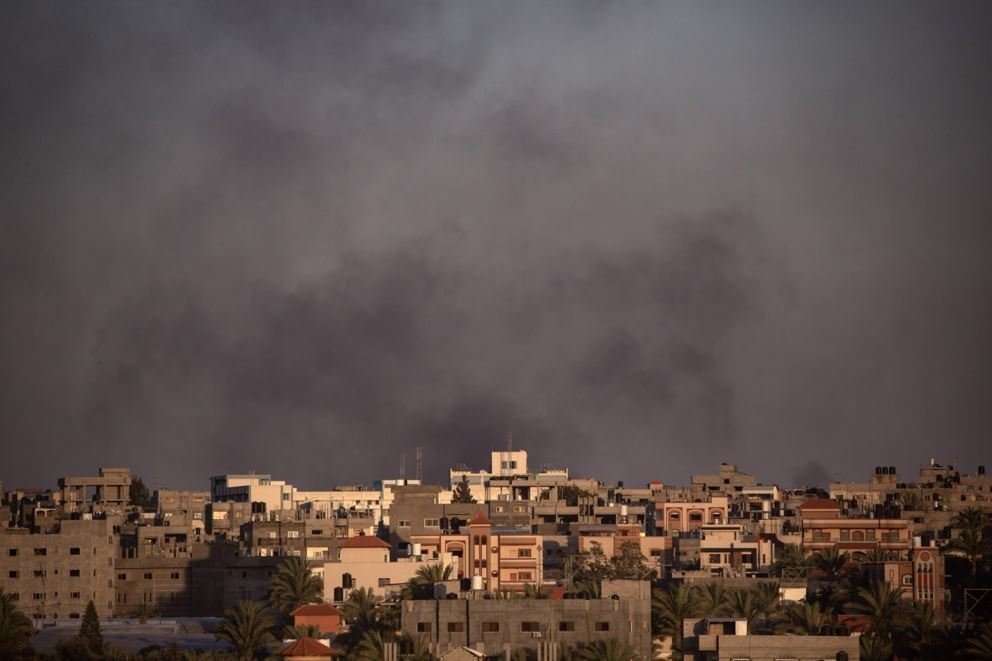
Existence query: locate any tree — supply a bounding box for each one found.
[952,506,985,533]
[724,589,762,632]
[859,632,893,661]
[130,476,153,509]
[79,600,104,656]
[405,562,453,600]
[693,582,730,618]
[844,580,906,637]
[214,600,275,661]
[341,587,383,637]
[268,556,323,617]
[353,629,389,661]
[609,540,654,580]
[576,639,638,661]
[770,544,807,578]
[133,600,157,624]
[0,590,33,658]
[652,583,701,659]
[283,623,322,639]
[946,527,988,577]
[751,581,780,622]
[774,601,834,635]
[809,548,851,579]
[451,476,476,504]
[963,622,992,660]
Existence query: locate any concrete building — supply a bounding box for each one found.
[323,536,458,601]
[681,617,859,660]
[697,525,775,577]
[690,464,756,496]
[57,467,132,516]
[862,538,946,611]
[155,490,209,531]
[400,580,652,659]
[800,499,910,561]
[409,510,543,593]
[0,518,117,622]
[657,497,729,536]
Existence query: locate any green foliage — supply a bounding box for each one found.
[859,632,893,661]
[130,476,154,509]
[268,556,324,617]
[773,601,834,635]
[809,547,851,579]
[844,579,906,637]
[451,476,476,504]
[79,600,104,656]
[283,623,322,639]
[963,622,992,660]
[652,583,701,658]
[0,589,33,658]
[771,544,808,577]
[405,563,453,600]
[694,582,731,618]
[214,600,275,661]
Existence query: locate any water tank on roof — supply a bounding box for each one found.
[980,465,986,476]
[412,543,422,557]
[471,575,484,591]
[875,466,882,475]
[889,466,896,475]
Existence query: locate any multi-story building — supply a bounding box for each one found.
[656,497,729,536]
[681,617,859,660]
[57,467,132,516]
[323,536,458,601]
[400,580,652,659]
[690,464,756,496]
[155,489,209,531]
[409,510,543,593]
[800,498,911,561]
[0,518,117,621]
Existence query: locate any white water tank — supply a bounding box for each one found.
[620,505,628,517]
[412,542,422,556]
[471,575,484,591]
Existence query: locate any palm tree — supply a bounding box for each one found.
[406,563,453,599]
[268,556,324,616]
[810,548,850,579]
[861,548,889,564]
[522,583,546,599]
[771,544,807,578]
[945,527,988,577]
[859,632,893,661]
[133,600,156,624]
[0,590,33,658]
[214,600,275,661]
[283,623,322,639]
[724,589,762,632]
[895,600,945,659]
[844,580,905,637]
[341,587,383,636]
[693,583,730,618]
[352,629,389,661]
[952,507,985,533]
[751,582,780,622]
[963,622,992,660]
[652,583,702,659]
[398,632,433,661]
[576,638,638,661]
[775,601,833,635]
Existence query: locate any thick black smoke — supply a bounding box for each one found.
[2,3,990,489]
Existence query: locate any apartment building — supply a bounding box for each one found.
[0,518,116,621]
[57,467,132,516]
[800,498,910,560]
[400,580,651,659]
[681,617,859,661]
[323,536,458,601]
[155,489,209,530]
[690,464,756,496]
[409,510,543,593]
[656,496,729,536]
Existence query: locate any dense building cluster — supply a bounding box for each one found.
[1,451,990,659]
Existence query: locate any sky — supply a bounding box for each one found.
[1,2,990,492]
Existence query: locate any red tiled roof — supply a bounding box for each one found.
[800,498,841,510]
[469,509,492,525]
[339,535,391,549]
[292,603,342,617]
[279,637,333,657]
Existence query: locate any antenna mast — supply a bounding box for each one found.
[416,446,423,482]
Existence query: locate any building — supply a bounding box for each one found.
[800,499,910,561]
[409,510,543,593]
[657,497,729,536]
[690,464,756,496]
[400,580,651,659]
[291,603,342,635]
[697,525,775,578]
[681,617,859,660]
[57,467,132,516]
[862,538,946,611]
[323,536,457,602]
[0,518,117,621]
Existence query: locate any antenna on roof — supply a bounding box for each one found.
[400,454,406,480]
[506,429,513,452]
[416,446,423,482]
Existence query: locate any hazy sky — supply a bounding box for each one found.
[2,2,990,491]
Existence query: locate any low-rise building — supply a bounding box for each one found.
[681,617,860,660]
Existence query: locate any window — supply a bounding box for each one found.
[424,518,440,527]
[840,530,850,541]
[69,547,80,555]
[521,622,540,632]
[689,512,703,522]
[118,573,127,580]
[378,578,391,587]
[33,570,45,578]
[559,621,575,632]
[595,622,610,632]
[903,575,914,585]
[144,573,153,580]
[518,548,532,558]
[33,548,47,556]
[709,554,721,564]
[7,549,17,557]
[69,612,81,619]
[447,622,465,633]
[69,569,80,577]
[32,593,44,600]
[417,623,432,633]
[311,530,323,536]
[518,572,532,581]
[70,591,80,599]
[7,570,17,578]
[170,572,180,580]
[398,520,411,528]
[287,530,300,538]
[482,622,500,633]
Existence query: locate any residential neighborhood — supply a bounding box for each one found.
[2,450,990,659]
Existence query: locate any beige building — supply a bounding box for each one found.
[57,467,132,516]
[681,617,860,660]
[0,518,117,621]
[323,535,458,601]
